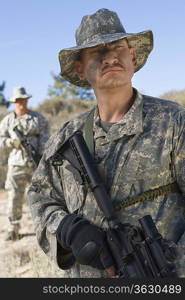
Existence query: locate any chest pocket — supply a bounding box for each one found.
[135,156,173,188]
[59,160,86,213]
[14,115,40,137]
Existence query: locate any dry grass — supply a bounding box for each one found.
[0,189,65,278]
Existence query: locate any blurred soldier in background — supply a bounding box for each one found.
[0,86,49,241]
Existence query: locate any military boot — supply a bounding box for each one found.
[5,230,19,241]
[5,223,20,241]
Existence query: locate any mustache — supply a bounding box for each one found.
[101,63,125,73]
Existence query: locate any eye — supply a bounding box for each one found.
[115,45,125,49]
[91,50,99,54]
[89,47,101,54]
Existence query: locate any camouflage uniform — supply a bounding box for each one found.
[28,89,185,277]
[0,110,49,237]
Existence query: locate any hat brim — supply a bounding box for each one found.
[58,30,153,88]
[9,94,32,103]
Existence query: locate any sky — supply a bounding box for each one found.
[1,0,185,109]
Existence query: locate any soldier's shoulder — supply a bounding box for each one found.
[62,109,94,129]
[0,111,15,123]
[53,108,94,135]
[143,94,185,116]
[28,109,47,119]
[44,108,95,158]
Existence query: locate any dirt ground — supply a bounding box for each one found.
[0,189,65,278]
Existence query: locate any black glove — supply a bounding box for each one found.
[161,239,178,262]
[56,214,114,270]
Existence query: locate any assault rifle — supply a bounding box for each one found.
[57,130,177,278]
[13,126,41,167]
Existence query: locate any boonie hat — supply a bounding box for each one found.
[10,87,32,103]
[59,8,153,88]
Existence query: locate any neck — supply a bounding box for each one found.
[15,108,28,116]
[94,85,135,122]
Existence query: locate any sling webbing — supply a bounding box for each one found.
[113,182,180,211]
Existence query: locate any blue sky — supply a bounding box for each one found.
[1,0,185,109]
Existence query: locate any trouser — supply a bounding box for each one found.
[5,165,33,233]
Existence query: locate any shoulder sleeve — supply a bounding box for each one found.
[0,114,13,148]
[27,149,72,269]
[172,109,185,196]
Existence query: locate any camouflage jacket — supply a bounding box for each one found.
[28,90,185,278]
[0,110,49,166]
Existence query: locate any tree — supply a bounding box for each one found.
[0,81,9,109]
[48,73,95,100]
[159,89,185,106]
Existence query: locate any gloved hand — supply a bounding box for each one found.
[8,138,21,149]
[56,214,114,270]
[162,239,178,262]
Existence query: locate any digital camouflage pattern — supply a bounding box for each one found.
[0,110,49,232]
[0,110,49,166]
[5,165,33,233]
[28,89,185,278]
[59,8,153,87]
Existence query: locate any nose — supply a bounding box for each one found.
[101,50,119,66]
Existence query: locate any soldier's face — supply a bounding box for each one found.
[75,39,136,90]
[15,98,28,110]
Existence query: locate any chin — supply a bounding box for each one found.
[98,78,126,89]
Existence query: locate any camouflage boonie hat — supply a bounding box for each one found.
[59,8,153,88]
[9,86,32,103]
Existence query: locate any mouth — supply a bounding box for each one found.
[101,67,124,76]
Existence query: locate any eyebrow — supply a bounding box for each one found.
[90,40,128,51]
[77,39,130,60]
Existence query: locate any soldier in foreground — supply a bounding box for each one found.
[0,87,49,240]
[28,9,185,277]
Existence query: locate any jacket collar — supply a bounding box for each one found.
[94,89,144,142]
[45,88,144,161]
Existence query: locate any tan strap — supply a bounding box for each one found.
[114,182,180,211]
[84,108,95,156]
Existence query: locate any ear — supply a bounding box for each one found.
[129,48,137,67]
[75,61,85,80]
